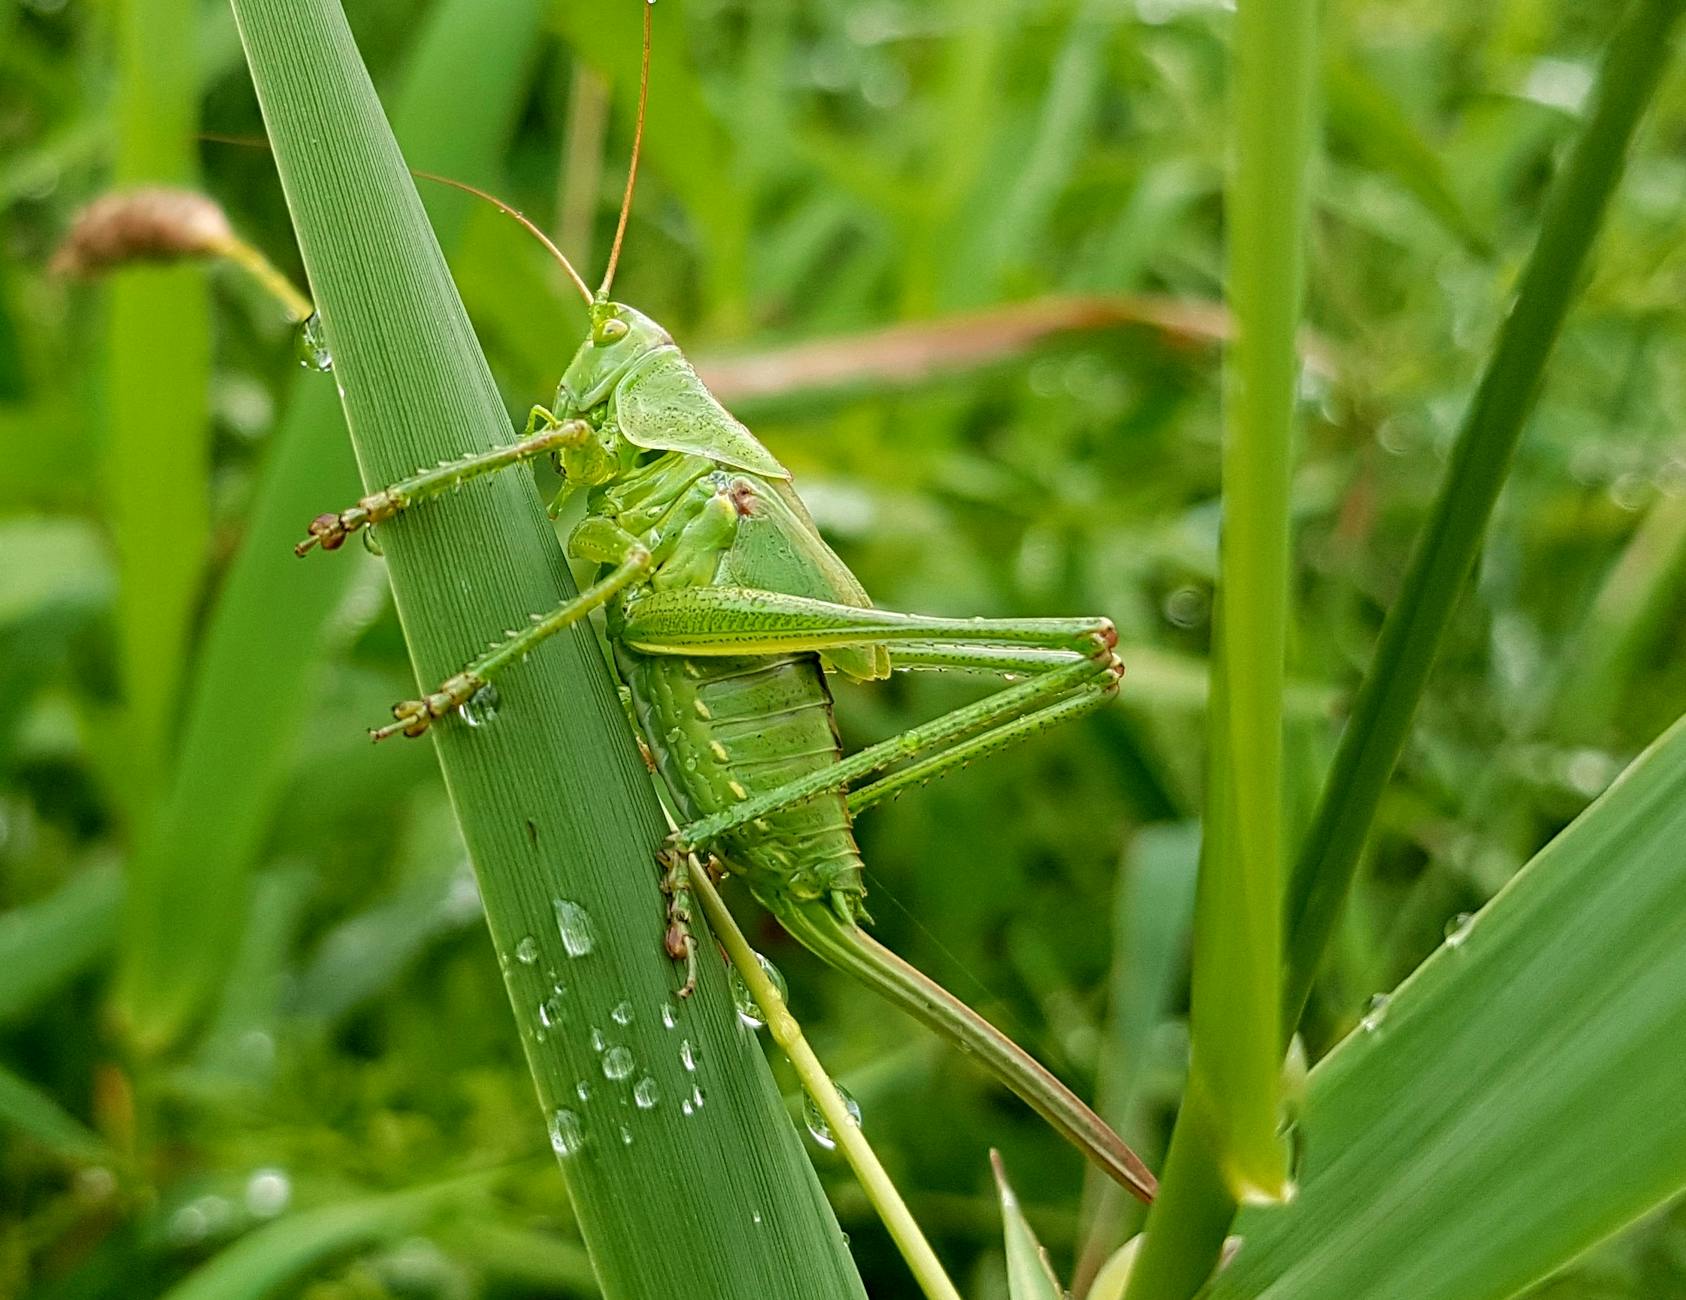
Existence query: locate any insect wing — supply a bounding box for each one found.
[615,349,792,481]
[718,477,890,682]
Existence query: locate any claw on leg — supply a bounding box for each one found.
[295,490,400,556]
[369,672,485,742]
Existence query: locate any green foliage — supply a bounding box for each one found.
[3,0,1686,1296]
[1215,714,1686,1300]
[222,1,863,1297]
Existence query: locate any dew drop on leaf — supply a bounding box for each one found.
[457,683,501,728]
[803,1082,862,1151]
[601,1045,634,1080]
[554,899,596,956]
[730,951,787,1028]
[296,311,332,371]
[548,1108,584,1157]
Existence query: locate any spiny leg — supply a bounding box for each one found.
[615,590,1121,848]
[619,586,1117,660]
[371,541,652,741]
[676,656,1116,848]
[657,844,700,997]
[847,683,1115,815]
[296,407,587,555]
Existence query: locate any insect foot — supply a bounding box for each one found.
[657,843,700,997]
[294,489,401,556]
[369,672,486,742]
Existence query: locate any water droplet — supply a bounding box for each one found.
[538,993,565,1028]
[601,1045,635,1080]
[1444,911,1475,947]
[691,1085,706,1111]
[611,1000,634,1026]
[633,1077,660,1109]
[554,899,596,956]
[620,1124,634,1146]
[752,1210,763,1226]
[458,682,501,727]
[802,1082,862,1150]
[661,1001,677,1029]
[1163,584,1210,628]
[548,1108,584,1157]
[680,1039,698,1072]
[360,526,384,557]
[575,1079,591,1102]
[514,936,539,965]
[590,1027,606,1052]
[1361,993,1391,1032]
[680,1098,694,1116]
[730,951,787,1028]
[244,1168,291,1218]
[296,311,332,370]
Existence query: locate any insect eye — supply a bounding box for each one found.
[596,318,629,344]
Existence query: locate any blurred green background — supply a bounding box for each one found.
[3,0,1685,1295]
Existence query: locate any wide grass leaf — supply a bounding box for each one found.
[1213,711,1686,1300]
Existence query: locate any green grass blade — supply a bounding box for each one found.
[115,0,549,1054]
[1214,711,1686,1300]
[1075,824,1201,1290]
[1127,0,1318,1285]
[0,1061,111,1163]
[1283,0,1686,1025]
[107,0,210,798]
[1547,492,1686,742]
[1323,54,1491,259]
[224,1,867,1294]
[160,1175,496,1300]
[993,1151,1066,1300]
[0,862,120,1024]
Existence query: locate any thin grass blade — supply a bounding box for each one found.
[1283,0,1686,1024]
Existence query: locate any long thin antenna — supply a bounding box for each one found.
[412,169,595,306]
[597,1,652,300]
[200,132,596,308]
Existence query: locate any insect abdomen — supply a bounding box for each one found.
[616,647,866,916]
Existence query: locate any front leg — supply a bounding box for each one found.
[296,408,589,555]
[372,529,652,741]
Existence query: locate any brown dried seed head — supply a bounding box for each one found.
[51,188,235,277]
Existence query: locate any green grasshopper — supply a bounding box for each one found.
[296,9,1155,1205]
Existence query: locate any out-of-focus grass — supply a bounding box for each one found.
[115,0,552,1060]
[4,0,1686,1295]
[106,0,210,803]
